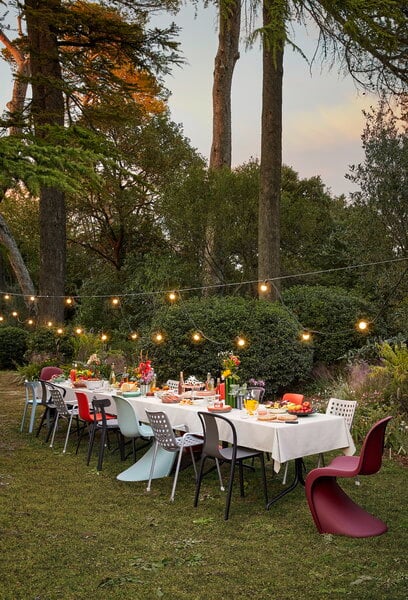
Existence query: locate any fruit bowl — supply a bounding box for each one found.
[287,408,315,417]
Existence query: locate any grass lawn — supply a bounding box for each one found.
[1,371,407,600]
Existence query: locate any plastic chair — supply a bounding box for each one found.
[281,392,304,404]
[20,381,42,433]
[35,380,66,440]
[165,379,180,391]
[317,398,357,467]
[74,391,117,458]
[194,411,268,520]
[39,366,64,381]
[145,410,203,501]
[113,395,154,462]
[305,416,392,537]
[48,387,81,453]
[87,397,124,471]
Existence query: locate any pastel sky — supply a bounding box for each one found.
[0,3,378,197]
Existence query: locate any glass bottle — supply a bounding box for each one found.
[178,371,184,395]
[109,364,116,386]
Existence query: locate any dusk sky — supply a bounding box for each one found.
[0,3,379,197]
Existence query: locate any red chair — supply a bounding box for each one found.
[305,416,392,537]
[40,366,64,381]
[281,392,304,404]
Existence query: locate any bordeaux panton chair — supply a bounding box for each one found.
[305,416,392,537]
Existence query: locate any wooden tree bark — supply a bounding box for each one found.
[204,0,241,292]
[258,0,284,301]
[25,0,66,323]
[0,213,36,304]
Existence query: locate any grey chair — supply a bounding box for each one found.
[145,410,203,501]
[318,398,358,467]
[48,387,81,453]
[113,395,154,462]
[87,397,124,471]
[36,380,66,440]
[194,411,268,520]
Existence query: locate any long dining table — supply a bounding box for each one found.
[60,383,356,505]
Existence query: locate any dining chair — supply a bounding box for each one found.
[48,387,82,453]
[194,411,268,520]
[317,398,358,467]
[35,380,66,440]
[39,366,64,381]
[145,410,203,502]
[74,391,117,458]
[87,397,124,471]
[281,392,304,405]
[113,395,154,462]
[20,380,42,434]
[305,416,392,537]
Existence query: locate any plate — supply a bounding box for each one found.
[122,391,141,397]
[268,408,287,414]
[287,409,315,417]
[208,405,232,413]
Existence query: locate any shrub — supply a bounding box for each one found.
[24,327,74,364]
[0,326,29,369]
[131,296,314,395]
[282,285,382,364]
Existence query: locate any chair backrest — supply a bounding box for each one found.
[145,410,179,451]
[92,397,112,428]
[25,380,40,401]
[326,398,357,430]
[75,391,94,422]
[357,416,392,476]
[247,387,265,402]
[282,392,304,404]
[197,411,237,461]
[166,379,179,391]
[40,366,64,381]
[113,395,142,437]
[49,387,70,418]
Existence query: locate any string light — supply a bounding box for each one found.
[356,319,369,332]
[111,298,120,307]
[192,331,202,342]
[130,332,138,340]
[29,296,36,302]
[0,316,4,322]
[101,333,108,342]
[259,281,269,293]
[153,332,164,343]
[167,291,178,302]
[56,327,64,334]
[11,311,18,317]
[301,331,312,342]
[75,327,83,335]
[27,319,34,326]
[236,336,246,348]
[47,321,53,327]
[4,294,10,300]
[65,297,74,306]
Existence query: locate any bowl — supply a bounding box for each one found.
[84,380,103,390]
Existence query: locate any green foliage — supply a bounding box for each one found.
[370,342,408,414]
[24,327,74,364]
[131,296,313,394]
[0,326,28,368]
[282,285,382,364]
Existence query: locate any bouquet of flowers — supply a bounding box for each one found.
[248,378,265,388]
[85,353,102,379]
[219,351,240,381]
[135,358,154,384]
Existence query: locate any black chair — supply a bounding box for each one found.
[36,380,67,440]
[194,411,268,520]
[87,397,124,471]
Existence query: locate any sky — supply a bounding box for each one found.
[0,3,378,197]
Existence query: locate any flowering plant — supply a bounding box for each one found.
[248,378,265,388]
[84,353,102,379]
[135,358,154,384]
[219,352,240,381]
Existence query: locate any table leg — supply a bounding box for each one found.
[266,458,305,509]
[116,445,176,482]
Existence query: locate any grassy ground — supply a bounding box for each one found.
[1,371,407,600]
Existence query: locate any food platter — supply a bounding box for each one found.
[207,405,232,413]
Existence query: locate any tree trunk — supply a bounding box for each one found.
[25,0,66,323]
[0,213,37,305]
[0,27,30,136]
[209,0,241,169]
[258,0,284,301]
[205,0,241,292]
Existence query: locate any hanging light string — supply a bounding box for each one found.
[0,256,406,300]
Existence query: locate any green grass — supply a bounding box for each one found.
[1,372,407,600]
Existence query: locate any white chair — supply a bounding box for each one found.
[317,398,357,467]
[48,387,81,453]
[145,410,203,501]
[166,379,180,391]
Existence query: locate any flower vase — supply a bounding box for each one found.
[140,383,150,395]
[225,377,236,408]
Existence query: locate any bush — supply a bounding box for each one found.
[0,326,29,369]
[24,327,74,364]
[282,285,382,364]
[131,296,314,395]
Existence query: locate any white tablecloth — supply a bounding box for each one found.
[60,384,355,473]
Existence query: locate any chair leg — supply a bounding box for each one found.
[282,461,289,485]
[194,455,207,507]
[63,412,75,454]
[170,448,184,501]
[260,452,268,506]
[238,461,245,497]
[215,458,225,491]
[224,459,236,520]
[87,423,97,466]
[146,442,159,492]
[28,401,39,434]
[97,426,106,471]
[49,414,60,448]
[20,402,29,432]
